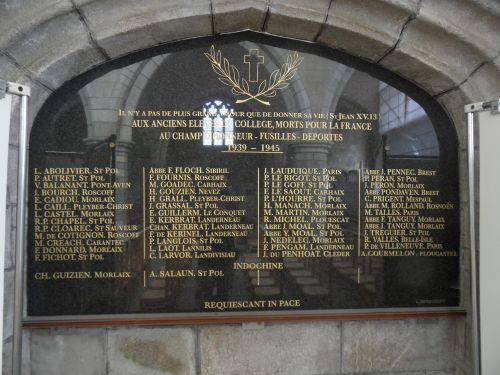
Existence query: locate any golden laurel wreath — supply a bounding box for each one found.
[204,45,303,106]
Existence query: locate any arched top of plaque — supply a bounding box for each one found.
[27,32,461,323]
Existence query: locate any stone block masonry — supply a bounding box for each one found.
[9,319,457,375]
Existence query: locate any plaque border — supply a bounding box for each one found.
[23,308,465,328]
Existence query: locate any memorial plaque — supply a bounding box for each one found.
[27,33,459,317]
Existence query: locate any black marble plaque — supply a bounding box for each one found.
[27,33,460,316]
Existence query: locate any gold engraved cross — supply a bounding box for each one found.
[243,49,264,82]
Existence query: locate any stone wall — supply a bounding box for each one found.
[1,0,499,374]
[19,319,458,375]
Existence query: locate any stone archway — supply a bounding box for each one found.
[0,0,498,140]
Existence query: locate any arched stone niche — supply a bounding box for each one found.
[1,1,497,372]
